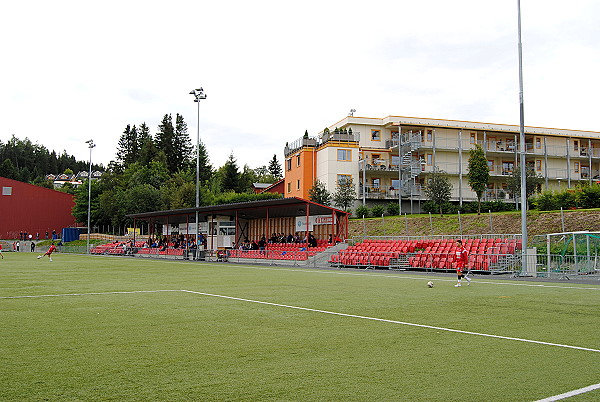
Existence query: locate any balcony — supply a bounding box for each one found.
[358,184,423,199]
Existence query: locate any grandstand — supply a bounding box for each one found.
[329,237,522,273]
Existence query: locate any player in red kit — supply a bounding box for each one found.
[37,243,57,262]
[454,239,471,287]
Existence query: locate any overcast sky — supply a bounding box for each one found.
[2,0,599,171]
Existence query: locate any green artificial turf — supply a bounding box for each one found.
[1,253,599,401]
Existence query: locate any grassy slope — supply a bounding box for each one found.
[349,208,600,238]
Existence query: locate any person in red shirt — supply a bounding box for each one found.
[454,239,471,287]
[37,243,57,262]
[0,243,3,259]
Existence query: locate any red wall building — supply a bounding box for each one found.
[0,177,78,239]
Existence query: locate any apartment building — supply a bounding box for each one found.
[283,115,600,211]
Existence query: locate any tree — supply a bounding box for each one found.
[268,154,282,179]
[220,152,240,192]
[137,122,158,166]
[308,179,331,206]
[424,168,453,216]
[332,176,356,211]
[173,113,193,171]
[467,144,489,215]
[154,113,194,173]
[116,124,139,168]
[196,139,213,184]
[507,165,544,206]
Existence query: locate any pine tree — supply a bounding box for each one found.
[137,122,157,165]
[116,124,139,168]
[196,139,213,183]
[174,113,193,171]
[268,154,282,179]
[155,114,177,173]
[221,152,240,192]
[467,144,490,214]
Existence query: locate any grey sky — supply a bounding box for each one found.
[2,0,599,170]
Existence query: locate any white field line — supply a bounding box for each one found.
[180,289,600,353]
[535,382,600,401]
[0,290,179,299]
[5,288,597,352]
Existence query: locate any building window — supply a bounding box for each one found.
[337,149,351,161]
[2,186,12,196]
[535,137,541,149]
[287,182,291,193]
[487,160,494,172]
[426,154,433,166]
[371,130,381,141]
[391,179,399,189]
[573,140,579,152]
[470,133,476,144]
[502,161,514,175]
[337,174,351,185]
[297,179,300,190]
[286,159,291,171]
[296,155,301,167]
[391,155,399,167]
[372,178,380,188]
[574,161,580,173]
[536,160,542,172]
[427,130,433,141]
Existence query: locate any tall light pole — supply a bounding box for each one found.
[517,0,528,274]
[189,88,207,255]
[85,139,95,254]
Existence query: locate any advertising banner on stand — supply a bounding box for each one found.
[295,215,335,232]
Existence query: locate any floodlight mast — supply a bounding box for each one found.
[517,0,528,274]
[86,139,96,254]
[189,88,207,257]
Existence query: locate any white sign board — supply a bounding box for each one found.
[295,215,335,232]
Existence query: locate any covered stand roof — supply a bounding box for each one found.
[127,197,348,225]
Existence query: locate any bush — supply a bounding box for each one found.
[556,190,578,209]
[354,205,370,218]
[371,205,385,217]
[423,201,456,215]
[386,202,400,216]
[531,191,560,211]
[579,184,600,208]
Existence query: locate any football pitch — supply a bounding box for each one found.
[1,253,599,401]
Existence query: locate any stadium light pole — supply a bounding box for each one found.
[189,88,207,256]
[85,139,96,254]
[517,0,528,274]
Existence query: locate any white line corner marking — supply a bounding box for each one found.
[179,290,600,354]
[535,382,600,402]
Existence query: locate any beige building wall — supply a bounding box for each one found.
[284,115,600,210]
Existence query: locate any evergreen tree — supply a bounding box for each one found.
[221,152,240,192]
[155,114,177,173]
[332,176,356,211]
[308,179,331,206]
[116,124,139,167]
[195,139,213,184]
[424,167,452,216]
[137,122,158,166]
[467,144,490,215]
[174,113,193,171]
[268,154,282,179]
